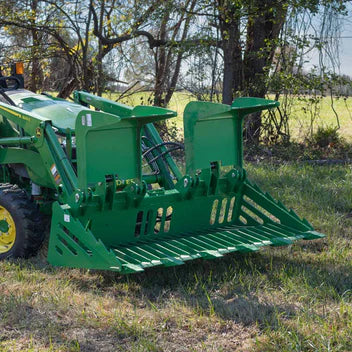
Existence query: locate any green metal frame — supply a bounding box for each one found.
[0,91,324,273]
[74,91,182,188]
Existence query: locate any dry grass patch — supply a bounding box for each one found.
[0,261,258,351]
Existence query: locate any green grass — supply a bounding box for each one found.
[1,163,352,351]
[284,95,352,141]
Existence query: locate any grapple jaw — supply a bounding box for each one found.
[46,94,324,273]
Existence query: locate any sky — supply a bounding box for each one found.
[303,6,352,77]
[339,21,352,76]
[327,9,352,77]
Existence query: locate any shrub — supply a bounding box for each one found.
[312,126,340,147]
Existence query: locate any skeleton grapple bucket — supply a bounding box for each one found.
[0,87,323,273]
[43,93,323,273]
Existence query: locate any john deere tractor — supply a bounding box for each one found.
[0,63,324,273]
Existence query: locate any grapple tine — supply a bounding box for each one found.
[302,230,325,240]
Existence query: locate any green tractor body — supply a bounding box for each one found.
[0,71,324,273]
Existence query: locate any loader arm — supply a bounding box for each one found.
[0,102,78,199]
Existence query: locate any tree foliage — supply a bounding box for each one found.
[0,0,348,142]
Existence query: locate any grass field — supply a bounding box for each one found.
[104,91,352,142]
[1,163,352,351]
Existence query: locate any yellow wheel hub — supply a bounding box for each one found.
[0,206,16,254]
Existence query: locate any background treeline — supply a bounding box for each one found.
[0,0,350,144]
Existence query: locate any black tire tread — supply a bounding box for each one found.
[0,183,45,258]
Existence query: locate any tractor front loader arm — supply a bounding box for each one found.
[0,102,78,200]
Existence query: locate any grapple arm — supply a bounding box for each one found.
[73,91,183,186]
[184,97,279,174]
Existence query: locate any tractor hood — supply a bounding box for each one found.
[6,89,87,132]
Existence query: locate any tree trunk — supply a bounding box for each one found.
[153,9,169,107]
[218,0,242,105]
[164,0,197,106]
[243,0,287,143]
[96,0,105,96]
[58,60,79,98]
[57,77,78,99]
[29,0,42,92]
[82,3,92,91]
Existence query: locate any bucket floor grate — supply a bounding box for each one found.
[111,223,324,273]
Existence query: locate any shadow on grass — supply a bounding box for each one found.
[9,173,352,338]
[41,240,351,329]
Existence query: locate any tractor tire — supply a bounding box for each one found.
[0,183,44,260]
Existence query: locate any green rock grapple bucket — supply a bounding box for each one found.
[0,89,324,273]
